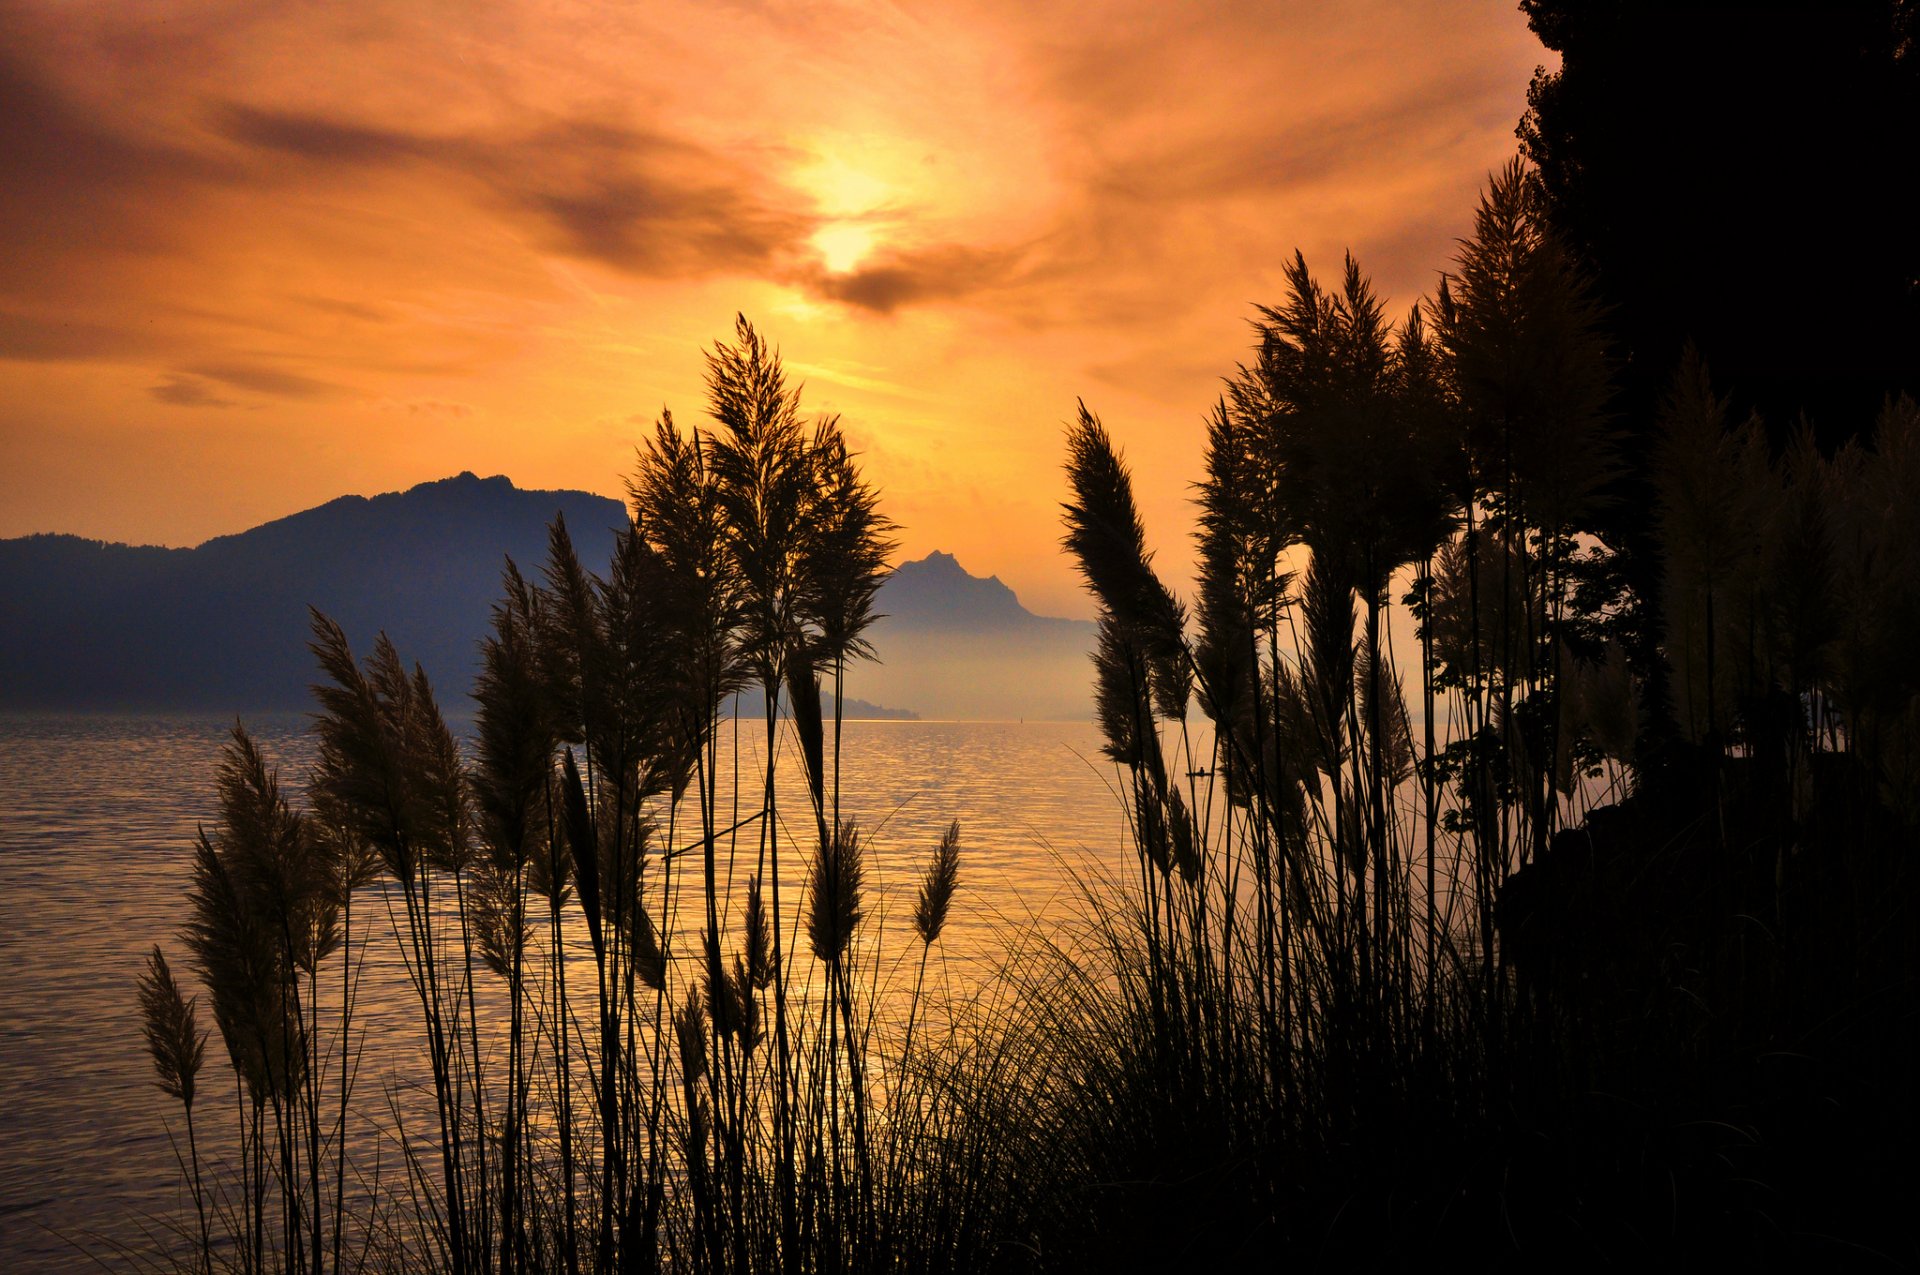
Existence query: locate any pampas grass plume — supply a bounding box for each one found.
[137,946,205,1108]
[913,821,962,946]
[807,819,865,964]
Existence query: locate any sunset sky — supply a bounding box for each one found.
[0,0,1545,619]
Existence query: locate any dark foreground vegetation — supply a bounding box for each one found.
[132,7,1918,1266]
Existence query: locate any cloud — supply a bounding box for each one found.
[0,51,226,294]
[149,374,236,407]
[785,359,926,400]
[2,0,1530,349]
[293,295,393,323]
[188,362,343,399]
[218,104,430,165]
[1089,63,1517,207]
[886,0,1544,327]
[216,105,817,279]
[0,309,163,362]
[144,363,340,404]
[759,5,1535,328]
[801,243,1027,314]
[365,396,475,418]
[0,0,1547,588]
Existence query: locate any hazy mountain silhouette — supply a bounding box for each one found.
[0,475,1096,720]
[877,550,1087,635]
[863,551,1096,721]
[0,473,892,717]
[0,474,628,713]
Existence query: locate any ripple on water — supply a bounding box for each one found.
[0,714,1130,1273]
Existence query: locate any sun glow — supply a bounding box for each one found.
[812,222,878,273]
[801,152,893,217]
[797,145,897,274]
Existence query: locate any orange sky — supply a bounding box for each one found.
[0,0,1545,619]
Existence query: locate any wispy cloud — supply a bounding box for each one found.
[800,243,1029,314]
[189,362,342,400]
[0,0,1544,609]
[149,374,236,408]
[0,309,165,362]
[218,105,818,279]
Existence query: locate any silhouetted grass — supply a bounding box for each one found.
[132,175,1920,1272]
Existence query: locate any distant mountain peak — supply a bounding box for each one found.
[0,473,928,716]
[908,549,1010,588]
[0,481,1094,718]
[889,550,1015,600]
[431,471,511,490]
[880,551,1087,634]
[383,471,530,499]
[856,551,1094,720]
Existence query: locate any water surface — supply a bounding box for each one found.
[0,714,1126,1273]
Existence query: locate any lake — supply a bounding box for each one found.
[0,714,1130,1274]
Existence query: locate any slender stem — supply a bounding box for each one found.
[184,1102,211,1275]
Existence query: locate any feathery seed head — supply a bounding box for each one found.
[471,864,531,981]
[560,749,604,961]
[675,988,708,1087]
[743,874,772,990]
[1093,614,1154,770]
[136,946,205,1109]
[731,956,761,1054]
[703,930,745,1038]
[1135,785,1171,876]
[1063,404,1189,714]
[217,725,339,972]
[913,821,962,946]
[631,905,667,992]
[1167,789,1202,886]
[806,819,865,965]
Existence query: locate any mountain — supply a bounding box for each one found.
[0,473,918,718]
[0,473,626,713]
[875,550,1089,637]
[860,552,1096,721]
[0,475,1093,720]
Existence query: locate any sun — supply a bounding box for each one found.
[802,152,892,217]
[812,223,878,274]
[797,147,894,274]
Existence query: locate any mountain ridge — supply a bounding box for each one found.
[876,550,1090,636]
[0,473,1093,720]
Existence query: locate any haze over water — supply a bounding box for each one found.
[0,714,1123,1275]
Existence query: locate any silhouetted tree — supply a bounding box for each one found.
[1518,0,1919,445]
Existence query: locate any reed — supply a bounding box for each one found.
[1009,162,1919,1264]
[138,946,213,1275]
[130,167,1920,1268]
[132,316,1006,1275]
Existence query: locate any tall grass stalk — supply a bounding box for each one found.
[134,189,1920,1268]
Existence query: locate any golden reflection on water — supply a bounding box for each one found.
[0,715,1127,1273]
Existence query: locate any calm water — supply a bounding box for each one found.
[0,715,1128,1273]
